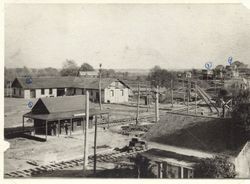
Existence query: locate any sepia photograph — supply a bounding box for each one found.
[3,2,250,179]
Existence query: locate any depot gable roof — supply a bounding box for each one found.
[32,95,87,114]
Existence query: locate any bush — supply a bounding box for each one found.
[194,155,237,178]
[134,154,156,178]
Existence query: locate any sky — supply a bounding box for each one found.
[4,3,250,70]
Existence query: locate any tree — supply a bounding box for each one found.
[148,65,177,88]
[233,89,250,105]
[23,66,31,76]
[60,59,79,76]
[213,65,224,78]
[232,61,246,68]
[191,68,199,77]
[231,89,250,128]
[101,69,116,78]
[79,63,95,71]
[44,67,60,76]
[194,155,237,178]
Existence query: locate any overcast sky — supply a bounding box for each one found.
[4,3,250,70]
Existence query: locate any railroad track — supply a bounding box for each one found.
[98,115,155,127]
[4,149,144,178]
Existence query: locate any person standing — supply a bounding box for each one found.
[64,121,69,135]
[52,122,57,136]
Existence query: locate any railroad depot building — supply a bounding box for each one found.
[140,113,250,178]
[23,95,109,140]
[11,77,130,103]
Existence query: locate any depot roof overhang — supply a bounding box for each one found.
[23,109,109,121]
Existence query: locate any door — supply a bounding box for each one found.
[30,89,36,98]
[57,88,65,96]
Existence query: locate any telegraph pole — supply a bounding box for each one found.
[83,91,89,172]
[195,82,197,115]
[183,80,185,105]
[136,82,140,125]
[171,79,173,108]
[93,115,97,174]
[187,79,190,114]
[146,84,149,112]
[99,64,102,110]
[155,85,159,122]
[10,81,12,97]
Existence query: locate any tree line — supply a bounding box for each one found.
[4,60,132,87]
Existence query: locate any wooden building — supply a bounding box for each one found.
[23,95,109,140]
[11,77,130,103]
[141,113,250,178]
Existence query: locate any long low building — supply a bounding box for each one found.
[11,77,130,103]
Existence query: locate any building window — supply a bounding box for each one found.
[110,90,114,97]
[82,89,84,95]
[121,90,124,96]
[90,90,93,96]
[19,89,21,95]
[41,89,45,95]
[49,88,53,94]
[14,88,16,95]
[74,88,76,94]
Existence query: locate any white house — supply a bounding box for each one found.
[11,77,130,103]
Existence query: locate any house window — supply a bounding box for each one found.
[41,89,45,95]
[19,89,21,95]
[110,90,114,97]
[49,88,53,94]
[14,88,16,95]
[121,90,124,96]
[82,89,85,95]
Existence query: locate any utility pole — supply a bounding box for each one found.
[10,81,12,97]
[93,115,97,175]
[195,82,197,115]
[187,79,190,114]
[99,63,102,110]
[146,84,149,112]
[155,85,159,122]
[136,82,140,125]
[183,80,185,105]
[83,91,89,172]
[171,79,173,108]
